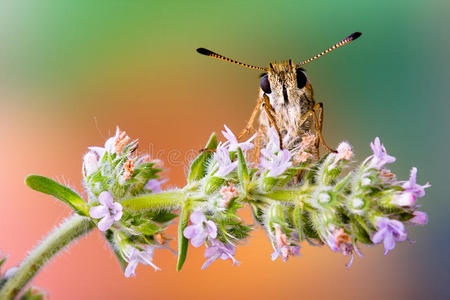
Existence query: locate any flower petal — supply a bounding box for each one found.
[191,231,207,248]
[124,260,138,278]
[183,225,197,239]
[372,228,387,244]
[89,205,109,219]
[98,191,114,207]
[190,211,206,224]
[383,233,395,254]
[205,220,217,238]
[98,215,114,232]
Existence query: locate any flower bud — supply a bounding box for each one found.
[83,151,99,176]
[410,211,428,225]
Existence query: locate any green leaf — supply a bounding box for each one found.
[104,230,127,271]
[177,200,191,271]
[133,221,161,235]
[237,148,249,193]
[148,210,178,224]
[121,191,184,211]
[187,133,218,182]
[25,175,89,216]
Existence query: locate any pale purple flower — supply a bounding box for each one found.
[392,167,430,206]
[368,137,396,169]
[89,191,123,231]
[400,167,430,197]
[144,178,167,193]
[222,124,255,152]
[260,148,292,177]
[83,151,99,176]
[372,217,408,255]
[214,144,238,177]
[410,211,428,225]
[183,211,217,247]
[201,239,239,269]
[124,246,160,278]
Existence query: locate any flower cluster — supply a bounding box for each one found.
[83,127,176,277]
[24,125,429,280]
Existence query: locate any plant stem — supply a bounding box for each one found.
[0,215,94,300]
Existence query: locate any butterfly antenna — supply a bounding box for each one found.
[296,32,362,67]
[197,48,266,71]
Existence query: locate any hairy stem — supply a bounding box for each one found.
[0,215,94,300]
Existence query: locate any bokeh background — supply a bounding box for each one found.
[1,1,449,299]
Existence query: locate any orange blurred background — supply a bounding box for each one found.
[1,1,449,299]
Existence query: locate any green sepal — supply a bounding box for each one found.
[237,148,249,194]
[177,199,191,271]
[351,215,373,244]
[25,175,90,216]
[133,221,162,236]
[121,191,184,211]
[293,204,304,242]
[187,133,218,182]
[205,177,225,194]
[18,287,44,300]
[104,230,127,271]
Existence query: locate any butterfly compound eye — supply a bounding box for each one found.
[296,69,307,89]
[260,75,271,94]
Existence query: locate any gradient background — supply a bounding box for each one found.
[1,1,449,299]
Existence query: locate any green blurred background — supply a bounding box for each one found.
[0,1,448,299]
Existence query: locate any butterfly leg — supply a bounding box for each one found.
[297,105,336,154]
[238,96,264,140]
[262,94,283,149]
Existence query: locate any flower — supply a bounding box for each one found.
[410,211,428,225]
[89,126,135,158]
[271,225,300,262]
[259,127,293,177]
[183,211,217,247]
[89,191,123,231]
[334,142,353,164]
[119,159,135,184]
[372,217,408,255]
[201,240,239,269]
[214,144,238,177]
[326,228,358,268]
[392,167,430,206]
[222,124,255,152]
[260,149,292,177]
[294,151,313,163]
[83,151,99,176]
[144,178,167,193]
[220,182,239,206]
[400,167,430,197]
[379,169,397,183]
[368,137,396,169]
[124,246,160,278]
[299,132,316,151]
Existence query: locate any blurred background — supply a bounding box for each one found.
[0,1,449,299]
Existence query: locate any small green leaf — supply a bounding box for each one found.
[237,148,249,193]
[133,221,161,235]
[148,210,178,223]
[177,200,191,271]
[104,230,127,271]
[187,133,218,182]
[293,204,304,242]
[121,191,184,211]
[25,175,89,216]
[204,176,225,194]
